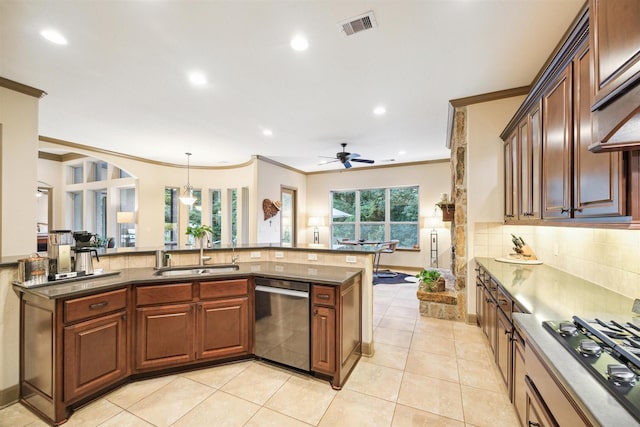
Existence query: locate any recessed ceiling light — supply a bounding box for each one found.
[40,29,68,45]
[373,106,386,115]
[188,71,207,86]
[398,150,406,155]
[290,35,309,51]
[262,129,273,136]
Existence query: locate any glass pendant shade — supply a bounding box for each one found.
[179,153,197,206]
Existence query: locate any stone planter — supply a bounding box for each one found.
[418,276,446,293]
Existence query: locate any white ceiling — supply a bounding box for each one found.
[1,0,584,172]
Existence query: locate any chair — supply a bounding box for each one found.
[374,240,400,278]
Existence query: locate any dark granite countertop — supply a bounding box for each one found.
[475,257,634,320]
[0,244,379,267]
[13,262,363,300]
[515,313,638,427]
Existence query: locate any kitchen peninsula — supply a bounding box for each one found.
[10,245,368,425]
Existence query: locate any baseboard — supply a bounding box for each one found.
[466,313,478,325]
[0,384,19,409]
[361,340,374,357]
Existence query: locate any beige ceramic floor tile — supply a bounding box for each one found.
[220,362,291,405]
[127,377,214,427]
[379,315,417,332]
[454,340,491,362]
[264,375,337,425]
[65,399,123,427]
[410,332,456,356]
[362,342,409,370]
[457,359,504,393]
[0,403,45,427]
[105,375,177,409]
[182,360,252,388]
[398,372,464,422]
[391,404,465,427]
[385,305,420,319]
[172,390,260,427]
[96,410,154,427]
[245,407,314,427]
[344,360,404,401]
[374,326,413,348]
[461,385,519,427]
[406,349,459,383]
[318,389,396,427]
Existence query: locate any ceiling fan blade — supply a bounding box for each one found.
[344,161,352,168]
[351,158,375,164]
[349,153,361,159]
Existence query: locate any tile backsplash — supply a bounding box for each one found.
[473,222,640,299]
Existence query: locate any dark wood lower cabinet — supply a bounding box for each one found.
[495,308,512,389]
[513,329,527,427]
[64,310,127,402]
[135,303,195,370]
[197,297,250,360]
[312,305,336,374]
[525,376,558,427]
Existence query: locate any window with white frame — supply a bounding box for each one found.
[331,185,419,248]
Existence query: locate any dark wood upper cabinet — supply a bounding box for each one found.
[589,0,640,152]
[504,132,517,221]
[519,103,542,220]
[542,66,573,219]
[574,44,625,217]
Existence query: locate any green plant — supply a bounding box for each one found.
[416,269,442,292]
[186,224,213,240]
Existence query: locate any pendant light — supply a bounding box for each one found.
[179,152,197,206]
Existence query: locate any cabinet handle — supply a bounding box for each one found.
[574,208,583,213]
[198,305,202,311]
[89,301,108,310]
[560,208,570,214]
[122,314,127,321]
[528,422,540,427]
[314,309,318,315]
[505,330,511,336]
[505,214,515,218]
[317,294,330,299]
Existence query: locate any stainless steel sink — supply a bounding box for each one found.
[154,265,239,277]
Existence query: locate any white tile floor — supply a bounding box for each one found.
[0,280,518,427]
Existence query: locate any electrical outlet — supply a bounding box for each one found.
[275,251,284,259]
[307,253,318,261]
[346,255,357,263]
[250,251,261,258]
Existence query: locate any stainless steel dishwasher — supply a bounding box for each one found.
[254,277,310,371]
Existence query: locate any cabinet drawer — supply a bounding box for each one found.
[136,282,193,306]
[312,285,335,306]
[496,287,513,319]
[200,279,249,299]
[64,288,127,324]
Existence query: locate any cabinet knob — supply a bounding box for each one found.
[314,309,318,315]
[122,314,127,321]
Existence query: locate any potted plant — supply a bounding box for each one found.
[186,224,213,248]
[416,268,446,292]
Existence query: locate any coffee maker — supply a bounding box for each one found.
[48,230,75,280]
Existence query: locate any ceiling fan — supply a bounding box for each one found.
[321,143,375,169]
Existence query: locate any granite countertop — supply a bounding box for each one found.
[13,262,363,300]
[515,313,638,427]
[0,243,380,267]
[475,257,635,321]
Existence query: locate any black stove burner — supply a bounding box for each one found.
[578,339,602,356]
[608,364,637,386]
[543,318,640,423]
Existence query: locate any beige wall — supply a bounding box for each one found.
[307,161,453,269]
[0,87,40,256]
[465,96,526,315]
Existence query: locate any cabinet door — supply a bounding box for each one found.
[475,275,484,328]
[518,118,529,219]
[573,43,625,217]
[543,66,572,218]
[513,332,527,427]
[525,376,559,427]
[135,303,195,370]
[64,311,127,402]
[197,297,250,360]
[482,287,496,355]
[495,309,512,389]
[312,305,336,374]
[505,132,518,221]
[591,0,640,108]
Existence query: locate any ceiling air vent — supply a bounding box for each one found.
[338,11,377,36]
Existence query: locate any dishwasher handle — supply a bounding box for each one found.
[255,284,309,299]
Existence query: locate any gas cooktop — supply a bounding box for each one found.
[544,316,640,423]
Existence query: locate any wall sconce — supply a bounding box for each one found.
[307,216,325,244]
